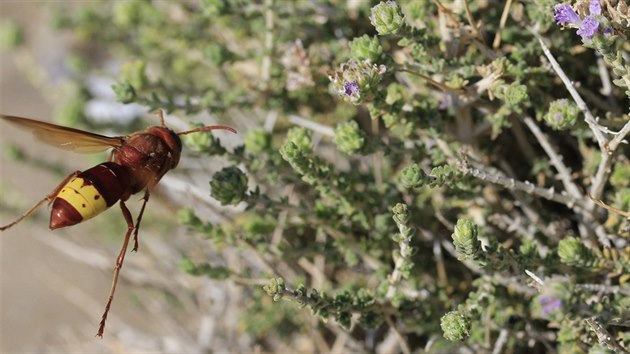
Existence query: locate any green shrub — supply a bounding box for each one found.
[7,0,630,352]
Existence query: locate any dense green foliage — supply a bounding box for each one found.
[3,0,630,352]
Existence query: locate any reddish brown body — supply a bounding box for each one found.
[49,127,183,229]
[0,113,235,337]
[113,127,182,194]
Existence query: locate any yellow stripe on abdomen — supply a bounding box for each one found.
[56,177,108,220]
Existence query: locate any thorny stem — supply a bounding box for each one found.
[438,236,537,296]
[607,120,630,152]
[466,157,609,245]
[530,27,629,214]
[529,28,608,149]
[460,159,585,209]
[575,283,630,296]
[522,116,582,199]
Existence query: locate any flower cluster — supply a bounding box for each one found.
[328,59,387,105]
[440,310,471,342]
[553,1,610,40]
[210,166,249,206]
[544,99,579,130]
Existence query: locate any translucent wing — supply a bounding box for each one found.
[1,115,124,153]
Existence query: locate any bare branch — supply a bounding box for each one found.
[522,116,582,198]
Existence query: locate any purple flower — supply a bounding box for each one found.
[576,16,599,39]
[540,295,563,317]
[554,1,606,41]
[344,81,360,96]
[604,27,613,37]
[589,0,601,16]
[554,5,580,25]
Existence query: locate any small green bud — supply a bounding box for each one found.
[279,141,302,162]
[399,163,426,189]
[440,311,471,342]
[263,278,286,301]
[504,83,528,107]
[334,120,365,155]
[332,291,353,309]
[335,311,352,329]
[492,82,528,108]
[112,82,136,104]
[313,306,329,321]
[244,129,272,154]
[557,237,596,268]
[544,99,579,130]
[349,35,383,63]
[370,1,406,36]
[400,260,414,274]
[359,311,383,329]
[355,289,375,309]
[309,288,321,303]
[119,60,148,91]
[392,203,409,225]
[451,218,481,261]
[0,21,23,50]
[286,127,312,151]
[294,284,308,298]
[329,59,387,105]
[210,166,248,206]
[428,164,464,188]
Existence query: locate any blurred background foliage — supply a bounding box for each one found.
[1,0,630,352]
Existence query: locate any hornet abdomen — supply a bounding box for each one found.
[49,162,130,229]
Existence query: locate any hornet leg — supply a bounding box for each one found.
[96,200,134,337]
[0,171,80,231]
[132,189,150,252]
